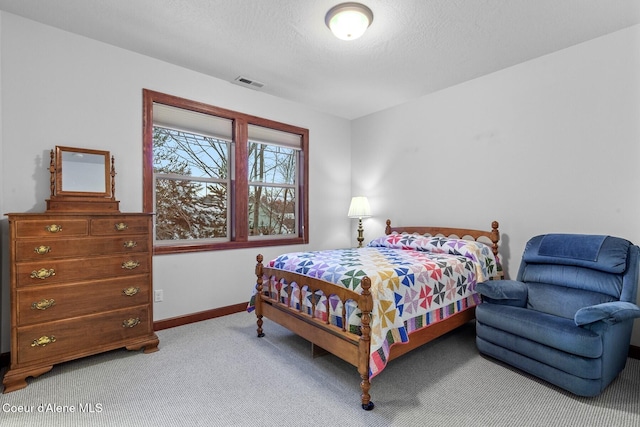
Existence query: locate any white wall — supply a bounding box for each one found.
[351,25,640,345]
[0,12,352,352]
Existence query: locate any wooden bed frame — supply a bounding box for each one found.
[253,219,501,410]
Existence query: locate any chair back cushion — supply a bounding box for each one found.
[523,234,629,273]
[518,234,634,319]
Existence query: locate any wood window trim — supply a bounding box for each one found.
[142,89,309,255]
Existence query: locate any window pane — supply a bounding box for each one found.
[249,185,296,236]
[154,127,228,179]
[152,124,230,242]
[248,142,296,185]
[155,178,228,240]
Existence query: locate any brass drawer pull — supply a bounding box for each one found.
[45,224,62,233]
[122,287,140,296]
[122,318,140,328]
[30,268,56,280]
[122,260,140,270]
[123,240,137,249]
[34,245,51,255]
[31,336,56,347]
[115,222,128,231]
[31,299,56,310]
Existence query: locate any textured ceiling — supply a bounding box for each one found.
[1,0,639,119]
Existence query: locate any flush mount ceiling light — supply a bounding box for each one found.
[325,2,373,41]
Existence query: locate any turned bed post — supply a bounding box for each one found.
[255,254,265,338]
[358,276,374,410]
[490,221,500,257]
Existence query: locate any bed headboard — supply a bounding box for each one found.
[384,219,500,258]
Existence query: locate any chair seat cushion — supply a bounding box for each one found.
[476,303,602,358]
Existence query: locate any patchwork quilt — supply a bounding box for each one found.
[249,233,500,379]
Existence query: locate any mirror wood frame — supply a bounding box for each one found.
[54,146,111,197]
[46,146,120,212]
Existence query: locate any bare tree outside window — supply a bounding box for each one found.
[248,142,297,236]
[153,127,229,241]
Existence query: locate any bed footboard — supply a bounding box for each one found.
[254,254,375,410]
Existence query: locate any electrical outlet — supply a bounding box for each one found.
[154,289,163,302]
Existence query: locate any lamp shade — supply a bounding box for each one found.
[347,196,372,218]
[325,3,373,41]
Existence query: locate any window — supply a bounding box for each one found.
[143,89,308,254]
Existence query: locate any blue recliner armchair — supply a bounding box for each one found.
[475,233,640,396]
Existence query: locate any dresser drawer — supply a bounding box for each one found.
[15,236,150,261]
[91,217,150,236]
[17,276,150,325]
[14,219,89,238]
[16,255,150,287]
[16,306,151,366]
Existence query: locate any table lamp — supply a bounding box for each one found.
[348,196,372,248]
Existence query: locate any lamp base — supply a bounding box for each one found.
[356,218,365,248]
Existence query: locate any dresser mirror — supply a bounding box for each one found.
[56,146,110,196]
[47,145,120,212]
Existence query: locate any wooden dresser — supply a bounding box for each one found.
[2,212,159,393]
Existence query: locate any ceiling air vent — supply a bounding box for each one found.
[233,76,264,89]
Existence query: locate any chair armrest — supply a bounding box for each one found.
[476,280,528,307]
[574,301,640,326]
